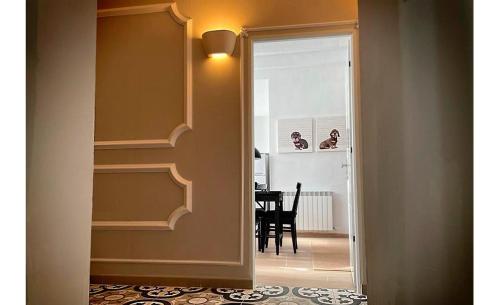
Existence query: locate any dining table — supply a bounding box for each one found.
[255,190,283,255]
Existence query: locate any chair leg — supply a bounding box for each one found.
[291,223,298,253]
[279,223,284,247]
[262,220,267,253]
[265,224,270,248]
[256,218,259,252]
[274,223,280,255]
[257,217,263,252]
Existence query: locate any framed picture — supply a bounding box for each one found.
[315,116,348,152]
[277,118,313,153]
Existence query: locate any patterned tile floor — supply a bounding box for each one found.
[89,284,367,305]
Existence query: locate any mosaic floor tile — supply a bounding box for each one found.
[89,284,367,305]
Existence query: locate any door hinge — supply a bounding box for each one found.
[350,147,353,153]
[349,60,351,67]
[353,235,356,242]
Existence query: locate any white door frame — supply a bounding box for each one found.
[240,21,366,293]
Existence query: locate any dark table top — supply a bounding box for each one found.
[255,190,283,202]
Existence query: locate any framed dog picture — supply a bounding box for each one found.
[277,118,313,153]
[315,116,348,152]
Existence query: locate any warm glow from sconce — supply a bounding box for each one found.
[202,30,237,58]
[208,53,229,59]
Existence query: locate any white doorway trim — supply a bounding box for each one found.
[240,21,366,293]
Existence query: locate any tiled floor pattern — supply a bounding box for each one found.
[89,284,367,305]
[256,237,353,289]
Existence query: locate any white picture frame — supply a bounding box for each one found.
[315,116,348,152]
[277,118,313,153]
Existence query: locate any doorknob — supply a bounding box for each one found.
[341,163,349,168]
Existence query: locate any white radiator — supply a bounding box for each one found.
[282,191,334,231]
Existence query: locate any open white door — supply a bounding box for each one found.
[345,35,362,292]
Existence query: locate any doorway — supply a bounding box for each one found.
[243,27,363,292]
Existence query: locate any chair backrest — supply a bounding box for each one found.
[292,182,302,215]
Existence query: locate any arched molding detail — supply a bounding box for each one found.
[95,3,192,150]
[92,163,192,230]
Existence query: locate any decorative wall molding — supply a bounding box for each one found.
[94,124,190,150]
[91,162,244,266]
[98,4,176,18]
[92,163,192,230]
[92,4,244,266]
[91,257,242,266]
[95,3,193,150]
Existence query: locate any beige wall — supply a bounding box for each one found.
[92,0,358,284]
[358,0,472,304]
[27,0,96,304]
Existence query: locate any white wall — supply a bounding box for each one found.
[254,79,270,153]
[253,36,351,233]
[27,0,96,304]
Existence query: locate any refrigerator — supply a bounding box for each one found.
[254,153,269,190]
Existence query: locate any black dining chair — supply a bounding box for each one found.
[255,208,266,252]
[264,182,302,253]
[255,182,266,252]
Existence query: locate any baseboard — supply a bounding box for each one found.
[297,231,349,238]
[90,274,253,289]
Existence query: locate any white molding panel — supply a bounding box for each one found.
[92,163,192,231]
[95,3,193,150]
[90,257,242,266]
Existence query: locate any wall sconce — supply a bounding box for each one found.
[202,30,237,58]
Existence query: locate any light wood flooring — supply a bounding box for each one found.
[255,236,354,289]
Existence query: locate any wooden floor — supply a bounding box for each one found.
[255,236,354,289]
